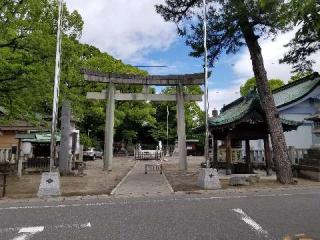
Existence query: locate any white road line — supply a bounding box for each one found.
[0,192,319,211]
[233,208,268,236]
[1,222,91,237]
[13,226,44,240]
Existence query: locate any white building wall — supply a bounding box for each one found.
[284,126,313,149]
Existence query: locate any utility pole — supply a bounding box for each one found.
[50,0,64,171]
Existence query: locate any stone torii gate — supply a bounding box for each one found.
[82,69,204,171]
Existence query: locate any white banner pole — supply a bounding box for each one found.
[50,0,64,171]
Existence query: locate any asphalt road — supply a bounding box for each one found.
[0,188,319,240]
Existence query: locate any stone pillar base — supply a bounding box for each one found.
[197,168,221,190]
[37,172,61,198]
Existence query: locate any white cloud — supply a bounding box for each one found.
[65,0,177,61]
[233,31,320,83]
[199,85,241,114]
[206,30,320,111]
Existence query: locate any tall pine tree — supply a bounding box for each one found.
[156,0,294,183]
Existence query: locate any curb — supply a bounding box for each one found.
[110,161,138,195]
[162,172,174,194]
[174,184,320,195]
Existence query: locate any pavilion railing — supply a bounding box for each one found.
[23,157,50,172]
[215,147,308,166]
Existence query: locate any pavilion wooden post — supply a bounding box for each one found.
[263,135,272,176]
[213,138,218,166]
[105,83,115,171]
[225,134,232,175]
[176,84,187,171]
[245,140,251,173]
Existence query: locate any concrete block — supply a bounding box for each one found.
[37,172,61,198]
[197,168,221,190]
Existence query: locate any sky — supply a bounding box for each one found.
[65,0,320,113]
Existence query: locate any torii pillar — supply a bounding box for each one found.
[83,70,205,172]
[105,83,115,171]
[177,84,187,171]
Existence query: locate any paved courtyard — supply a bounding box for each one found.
[112,160,173,197]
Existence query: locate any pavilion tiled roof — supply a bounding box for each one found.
[273,72,320,108]
[209,72,320,128]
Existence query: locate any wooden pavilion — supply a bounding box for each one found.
[209,91,301,175]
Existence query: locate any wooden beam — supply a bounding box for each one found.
[263,135,272,176]
[81,69,205,86]
[245,140,252,173]
[87,92,203,102]
[225,135,232,175]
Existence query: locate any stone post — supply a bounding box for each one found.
[59,101,71,175]
[288,146,296,165]
[176,84,187,171]
[105,83,115,171]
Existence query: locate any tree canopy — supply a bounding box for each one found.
[240,77,285,96]
[0,0,204,149]
[280,0,320,73]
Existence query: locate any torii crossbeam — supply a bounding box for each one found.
[82,69,204,171]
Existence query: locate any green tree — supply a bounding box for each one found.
[0,0,83,120]
[156,0,294,183]
[289,71,313,83]
[280,0,320,72]
[0,0,205,151]
[240,77,285,96]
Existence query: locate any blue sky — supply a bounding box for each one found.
[65,0,319,112]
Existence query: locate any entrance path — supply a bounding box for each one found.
[112,161,173,197]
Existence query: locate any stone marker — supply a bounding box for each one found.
[59,101,71,175]
[37,172,61,198]
[197,168,221,190]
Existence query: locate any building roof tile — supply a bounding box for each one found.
[209,73,320,128]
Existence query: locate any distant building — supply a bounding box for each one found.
[244,73,320,149]
[275,73,320,148]
[0,120,43,149]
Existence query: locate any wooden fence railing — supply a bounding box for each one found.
[214,147,308,165]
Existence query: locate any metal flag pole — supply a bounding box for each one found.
[203,0,210,169]
[166,105,170,157]
[50,0,64,171]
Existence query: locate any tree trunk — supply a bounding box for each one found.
[239,22,293,184]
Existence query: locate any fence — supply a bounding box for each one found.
[134,150,164,160]
[0,149,14,164]
[214,147,308,166]
[24,157,50,172]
